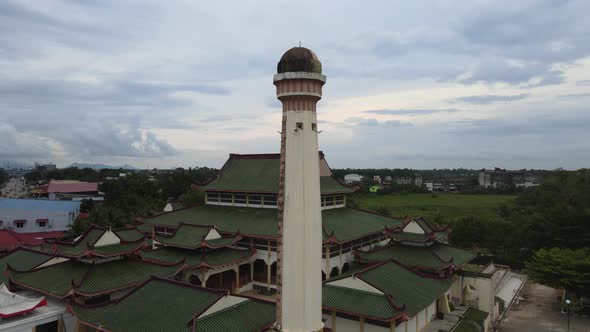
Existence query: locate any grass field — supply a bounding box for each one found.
[352,193,516,222]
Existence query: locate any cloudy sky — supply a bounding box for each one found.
[1,0,589,169]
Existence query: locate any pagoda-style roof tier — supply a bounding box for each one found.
[355,242,476,271]
[323,260,453,321]
[0,247,54,284]
[139,205,403,242]
[7,258,186,299]
[153,224,240,250]
[386,217,450,244]
[0,283,47,318]
[140,247,255,270]
[194,153,357,195]
[41,225,146,259]
[69,276,276,332]
[451,307,490,332]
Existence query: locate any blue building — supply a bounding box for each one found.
[0,199,81,233]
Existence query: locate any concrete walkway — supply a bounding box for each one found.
[501,283,590,332]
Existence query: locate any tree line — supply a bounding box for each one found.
[444,169,589,301]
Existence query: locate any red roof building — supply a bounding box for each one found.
[0,230,65,252]
[46,182,98,194]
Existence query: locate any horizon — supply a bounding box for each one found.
[1,1,589,170]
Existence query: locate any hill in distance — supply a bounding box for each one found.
[69,163,138,170]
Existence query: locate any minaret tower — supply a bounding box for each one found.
[274,47,325,332]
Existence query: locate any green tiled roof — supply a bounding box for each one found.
[390,231,433,242]
[9,260,88,297]
[143,205,277,238]
[114,228,145,242]
[90,241,145,256]
[198,154,354,194]
[0,248,53,284]
[9,259,184,298]
[194,299,276,332]
[54,227,105,256]
[434,244,476,267]
[357,243,476,271]
[323,284,400,320]
[155,224,237,249]
[359,262,453,317]
[357,244,451,270]
[451,307,489,332]
[142,205,402,242]
[72,278,223,332]
[52,225,145,258]
[322,208,403,242]
[141,247,254,269]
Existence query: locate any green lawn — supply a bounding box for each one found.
[352,193,515,223]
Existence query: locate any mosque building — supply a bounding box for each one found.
[0,47,525,332]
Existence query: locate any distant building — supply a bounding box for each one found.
[33,180,101,200]
[33,162,57,171]
[479,168,540,188]
[424,182,434,192]
[433,183,444,191]
[343,174,364,184]
[0,199,80,234]
[394,176,412,185]
[373,175,382,184]
[415,174,423,187]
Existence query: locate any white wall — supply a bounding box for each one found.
[453,275,495,321]
[0,208,78,233]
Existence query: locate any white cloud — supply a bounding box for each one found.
[0,0,589,169]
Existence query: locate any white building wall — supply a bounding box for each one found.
[0,209,79,233]
[452,275,496,321]
[406,316,417,332]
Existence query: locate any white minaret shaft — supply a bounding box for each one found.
[274,48,326,332]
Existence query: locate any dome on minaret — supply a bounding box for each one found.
[277,47,322,74]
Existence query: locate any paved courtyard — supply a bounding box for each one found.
[501,283,590,332]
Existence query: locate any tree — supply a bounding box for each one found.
[526,247,590,297]
[180,189,204,206]
[0,168,8,186]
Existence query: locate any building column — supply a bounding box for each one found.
[235,267,240,292]
[360,317,365,332]
[267,240,272,290]
[200,269,208,287]
[325,245,331,278]
[390,321,395,332]
[331,312,336,332]
[250,261,254,282]
[339,244,343,274]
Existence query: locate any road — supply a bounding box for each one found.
[501,283,590,332]
[1,176,28,198]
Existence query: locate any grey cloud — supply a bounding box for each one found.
[0,123,52,160]
[346,117,413,127]
[451,94,529,105]
[450,114,590,138]
[576,80,590,86]
[363,109,459,116]
[557,93,590,99]
[458,60,565,86]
